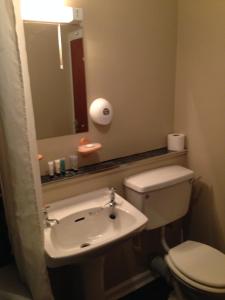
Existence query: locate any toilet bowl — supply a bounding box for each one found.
[166,240,225,299]
[124,165,225,300]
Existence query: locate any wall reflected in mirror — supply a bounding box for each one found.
[24,22,88,139]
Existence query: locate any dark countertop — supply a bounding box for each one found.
[41,148,169,185]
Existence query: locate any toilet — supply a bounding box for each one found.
[124,165,225,300]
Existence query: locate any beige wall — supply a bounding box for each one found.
[38,0,177,175]
[174,0,225,251]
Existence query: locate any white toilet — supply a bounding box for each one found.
[124,165,225,300]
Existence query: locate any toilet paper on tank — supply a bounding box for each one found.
[167,133,185,151]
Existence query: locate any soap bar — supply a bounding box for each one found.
[85,143,97,148]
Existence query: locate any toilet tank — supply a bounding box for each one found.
[124,165,194,230]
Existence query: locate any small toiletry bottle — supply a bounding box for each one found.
[69,155,78,171]
[60,158,66,175]
[54,159,61,175]
[48,161,54,178]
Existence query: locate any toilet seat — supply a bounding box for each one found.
[165,241,225,294]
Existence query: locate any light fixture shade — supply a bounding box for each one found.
[21,0,79,23]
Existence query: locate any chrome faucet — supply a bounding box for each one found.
[42,205,59,227]
[105,188,116,208]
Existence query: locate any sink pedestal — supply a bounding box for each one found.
[81,256,105,300]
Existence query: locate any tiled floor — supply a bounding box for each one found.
[120,278,172,300]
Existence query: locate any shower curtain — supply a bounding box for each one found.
[0,0,54,299]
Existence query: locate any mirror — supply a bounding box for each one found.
[23,22,88,139]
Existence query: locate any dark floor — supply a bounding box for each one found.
[120,278,172,300]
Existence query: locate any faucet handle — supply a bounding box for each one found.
[110,187,116,199]
[103,188,116,207]
[42,205,50,214]
[109,187,116,194]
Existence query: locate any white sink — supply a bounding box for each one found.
[44,188,148,267]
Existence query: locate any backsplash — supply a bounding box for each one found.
[41,148,169,184]
[42,150,187,204]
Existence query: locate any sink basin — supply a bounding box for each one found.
[44,188,148,267]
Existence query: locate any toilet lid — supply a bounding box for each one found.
[169,241,225,288]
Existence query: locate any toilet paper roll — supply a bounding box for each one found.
[167,133,185,151]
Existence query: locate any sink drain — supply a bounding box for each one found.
[109,213,116,220]
[80,243,90,248]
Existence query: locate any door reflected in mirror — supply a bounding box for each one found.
[24,22,88,139]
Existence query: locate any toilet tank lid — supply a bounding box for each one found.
[124,165,194,193]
